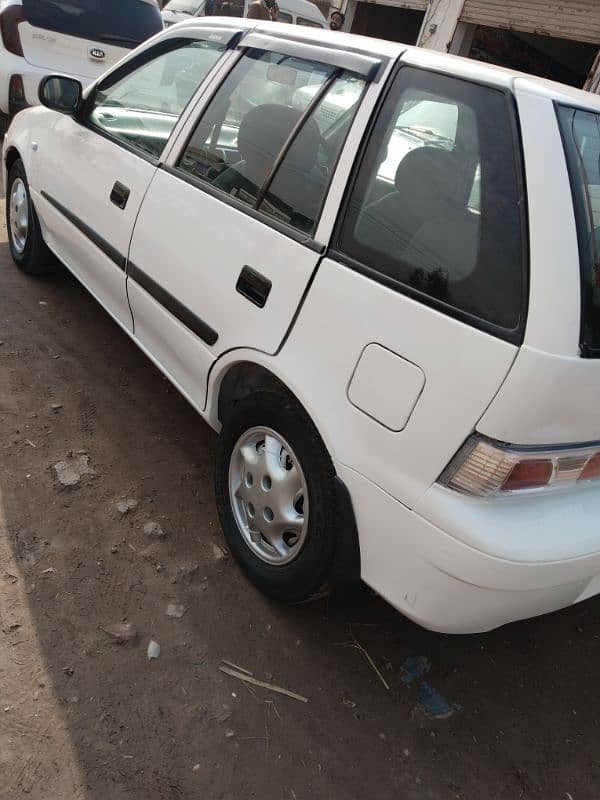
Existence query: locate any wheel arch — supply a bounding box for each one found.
[211,357,362,588]
[5,145,21,174]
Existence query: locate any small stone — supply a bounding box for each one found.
[110,545,118,554]
[102,622,137,644]
[53,455,95,487]
[147,639,161,660]
[166,603,186,619]
[68,695,79,704]
[39,301,48,306]
[117,498,138,515]
[224,729,235,738]
[193,764,200,772]
[212,543,228,560]
[144,521,166,538]
[403,748,410,757]
[50,403,63,411]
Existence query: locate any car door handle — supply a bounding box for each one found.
[236,266,272,308]
[110,181,130,210]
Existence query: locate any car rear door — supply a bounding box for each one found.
[33,27,239,331]
[18,0,163,80]
[126,32,382,409]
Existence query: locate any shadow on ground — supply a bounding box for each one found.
[0,246,599,800]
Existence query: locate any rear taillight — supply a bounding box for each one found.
[439,435,600,497]
[0,6,25,57]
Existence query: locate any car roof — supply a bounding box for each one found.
[165,17,600,112]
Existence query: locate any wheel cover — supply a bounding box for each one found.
[228,426,309,566]
[9,177,29,255]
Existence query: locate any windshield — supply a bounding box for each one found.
[558,105,600,356]
[22,0,163,47]
[164,0,204,13]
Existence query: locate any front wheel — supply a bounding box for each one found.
[215,390,338,603]
[6,159,55,275]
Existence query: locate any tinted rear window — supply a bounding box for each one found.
[557,105,600,356]
[23,0,163,47]
[337,67,526,337]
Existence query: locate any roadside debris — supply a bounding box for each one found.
[117,498,138,515]
[417,682,456,720]
[25,439,36,448]
[166,603,186,619]
[219,662,308,703]
[144,520,166,538]
[212,543,228,560]
[400,656,431,685]
[41,567,56,577]
[337,635,390,691]
[53,454,95,487]
[101,622,137,644]
[147,639,161,660]
[222,659,253,676]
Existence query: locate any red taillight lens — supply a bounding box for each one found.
[440,435,600,497]
[9,74,24,101]
[0,6,25,57]
[502,459,553,492]
[580,452,600,482]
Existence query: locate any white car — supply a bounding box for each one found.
[0,0,163,127]
[162,0,327,28]
[5,19,600,634]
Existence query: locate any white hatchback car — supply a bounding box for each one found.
[5,19,600,634]
[0,0,163,126]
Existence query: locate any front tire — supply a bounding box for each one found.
[6,159,55,275]
[215,390,338,603]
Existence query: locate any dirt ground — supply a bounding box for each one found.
[0,199,599,800]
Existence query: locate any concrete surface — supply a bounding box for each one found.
[0,199,599,799]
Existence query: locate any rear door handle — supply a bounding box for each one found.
[236,266,272,308]
[110,181,130,210]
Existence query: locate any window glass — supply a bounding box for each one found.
[205,0,245,15]
[338,67,524,331]
[178,49,365,235]
[164,0,204,12]
[89,40,226,159]
[297,17,323,27]
[22,0,162,47]
[278,10,293,22]
[557,106,600,355]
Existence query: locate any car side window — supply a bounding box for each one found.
[88,39,227,159]
[177,49,365,235]
[337,67,525,333]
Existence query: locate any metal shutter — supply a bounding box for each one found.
[460,0,600,45]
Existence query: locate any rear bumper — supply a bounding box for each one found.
[338,463,600,633]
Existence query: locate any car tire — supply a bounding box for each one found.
[215,390,338,603]
[6,159,55,275]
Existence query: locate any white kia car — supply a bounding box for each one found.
[5,19,600,634]
[0,0,163,128]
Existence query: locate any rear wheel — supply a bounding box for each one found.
[215,390,338,602]
[6,159,55,275]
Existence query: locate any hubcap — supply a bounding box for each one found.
[9,178,28,255]
[228,426,309,566]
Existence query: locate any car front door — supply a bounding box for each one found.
[33,27,238,330]
[126,32,380,408]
